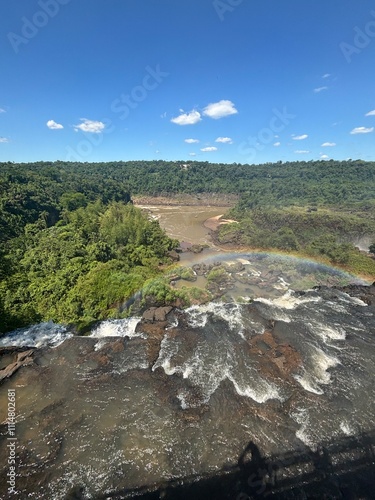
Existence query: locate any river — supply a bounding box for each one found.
[135,203,231,246]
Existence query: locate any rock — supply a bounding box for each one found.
[154,306,173,321]
[224,262,245,273]
[0,348,34,382]
[190,244,204,254]
[168,250,180,261]
[192,263,209,276]
[142,306,173,322]
[178,241,193,252]
[172,297,185,309]
[315,284,375,306]
[142,307,157,321]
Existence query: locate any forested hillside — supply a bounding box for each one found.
[0,164,179,333]
[1,159,375,208]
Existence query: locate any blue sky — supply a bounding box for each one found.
[1,0,375,164]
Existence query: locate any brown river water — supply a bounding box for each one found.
[135,204,231,246]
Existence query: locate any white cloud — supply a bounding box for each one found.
[47,119,64,130]
[314,86,328,93]
[184,138,199,143]
[0,137,9,143]
[189,152,197,156]
[171,110,201,125]
[292,134,308,140]
[294,150,310,154]
[365,109,375,116]
[321,142,336,147]
[74,118,106,133]
[350,126,374,135]
[320,154,329,159]
[273,142,281,147]
[322,73,331,79]
[0,108,6,113]
[201,146,218,152]
[215,136,233,144]
[203,100,238,119]
[160,112,167,119]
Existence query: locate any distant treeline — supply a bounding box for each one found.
[1,159,375,213]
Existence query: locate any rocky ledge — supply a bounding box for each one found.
[0,346,34,382]
[315,282,375,306]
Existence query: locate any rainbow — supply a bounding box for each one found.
[177,249,371,286]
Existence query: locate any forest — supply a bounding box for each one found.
[1,159,374,333]
[1,159,374,207]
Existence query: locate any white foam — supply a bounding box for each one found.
[292,408,316,449]
[185,306,208,328]
[307,322,346,342]
[247,267,261,277]
[186,302,244,333]
[0,322,72,348]
[152,335,180,375]
[340,421,355,436]
[325,301,350,314]
[278,277,290,288]
[295,347,340,394]
[294,372,324,395]
[343,295,368,307]
[228,373,282,404]
[89,317,142,339]
[237,258,251,265]
[94,339,111,351]
[176,391,189,410]
[166,317,179,330]
[257,291,321,310]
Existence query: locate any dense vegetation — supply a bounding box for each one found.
[1,159,375,207]
[1,159,374,333]
[0,164,181,333]
[216,206,375,276]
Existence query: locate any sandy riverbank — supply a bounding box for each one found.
[133,193,238,207]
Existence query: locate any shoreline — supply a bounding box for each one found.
[133,193,238,207]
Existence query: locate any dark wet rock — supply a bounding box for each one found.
[0,347,34,382]
[315,283,375,306]
[142,306,172,322]
[338,283,375,306]
[154,306,173,321]
[142,307,157,321]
